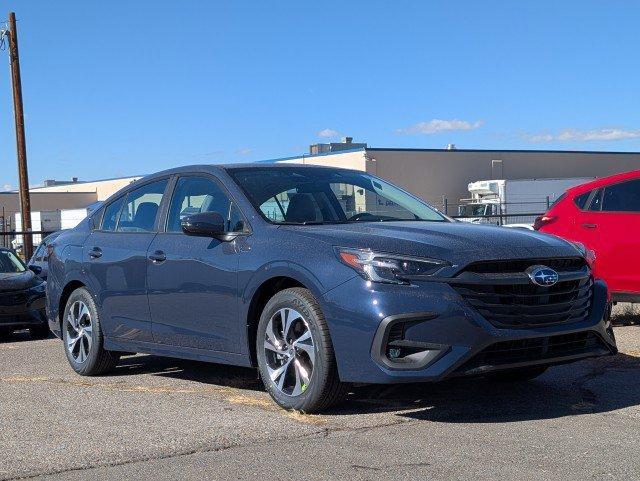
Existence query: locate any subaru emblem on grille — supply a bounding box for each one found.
[526,265,559,287]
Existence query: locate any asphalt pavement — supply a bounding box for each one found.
[1,318,639,480]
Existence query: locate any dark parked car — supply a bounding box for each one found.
[28,230,65,281]
[46,165,617,412]
[0,247,49,339]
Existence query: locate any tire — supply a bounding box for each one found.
[62,287,120,376]
[0,328,13,339]
[486,365,549,382]
[256,287,348,413]
[29,321,51,340]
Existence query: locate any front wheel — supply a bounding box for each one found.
[62,287,120,375]
[256,288,347,413]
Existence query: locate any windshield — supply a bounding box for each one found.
[0,250,26,273]
[228,167,447,224]
[458,204,489,216]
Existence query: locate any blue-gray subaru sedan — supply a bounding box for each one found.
[46,164,617,412]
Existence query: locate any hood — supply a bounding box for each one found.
[0,270,43,292]
[280,221,580,266]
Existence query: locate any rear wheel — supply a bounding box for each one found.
[257,287,347,413]
[0,328,13,339]
[62,287,120,375]
[486,366,549,382]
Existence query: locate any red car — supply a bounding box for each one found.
[535,169,640,302]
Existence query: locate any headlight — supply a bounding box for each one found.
[335,247,449,284]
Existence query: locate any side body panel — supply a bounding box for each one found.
[82,231,156,342]
[147,234,240,352]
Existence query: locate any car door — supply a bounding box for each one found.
[84,178,169,343]
[147,174,248,353]
[572,187,602,250]
[587,178,640,294]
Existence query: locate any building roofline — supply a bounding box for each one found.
[257,146,367,163]
[257,146,640,163]
[29,174,144,190]
[365,147,640,155]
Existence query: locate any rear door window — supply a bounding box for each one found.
[116,179,169,232]
[602,179,640,213]
[573,191,591,210]
[588,189,603,211]
[101,196,126,231]
[33,244,46,262]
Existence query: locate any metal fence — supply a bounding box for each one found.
[450,212,544,226]
[0,230,55,259]
[440,199,549,226]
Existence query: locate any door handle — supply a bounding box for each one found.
[88,247,102,259]
[582,223,598,229]
[148,250,166,263]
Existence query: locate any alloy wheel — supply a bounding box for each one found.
[66,300,93,363]
[264,308,315,396]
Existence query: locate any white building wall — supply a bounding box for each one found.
[277,150,368,171]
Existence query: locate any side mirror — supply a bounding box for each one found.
[181,212,231,240]
[29,265,43,275]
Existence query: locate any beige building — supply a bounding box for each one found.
[1,175,141,234]
[29,175,142,201]
[275,141,640,209]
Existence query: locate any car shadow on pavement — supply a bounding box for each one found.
[337,353,640,423]
[114,354,264,391]
[114,351,640,423]
[0,330,53,343]
[612,317,640,327]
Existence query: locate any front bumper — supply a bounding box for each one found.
[0,288,47,329]
[321,277,616,384]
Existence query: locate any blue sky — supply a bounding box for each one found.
[1,0,639,188]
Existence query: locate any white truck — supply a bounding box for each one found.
[12,202,102,250]
[458,177,594,227]
[14,211,62,247]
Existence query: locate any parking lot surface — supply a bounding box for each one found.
[1,319,639,480]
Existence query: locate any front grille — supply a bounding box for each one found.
[464,257,586,274]
[456,331,609,374]
[0,291,27,307]
[451,258,593,328]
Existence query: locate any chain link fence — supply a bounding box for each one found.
[0,230,54,260]
[1,209,57,259]
[440,199,550,226]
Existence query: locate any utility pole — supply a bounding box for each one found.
[7,12,33,260]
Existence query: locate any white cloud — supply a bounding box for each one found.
[2,184,13,191]
[523,127,640,143]
[235,148,252,155]
[317,128,340,138]
[397,119,484,135]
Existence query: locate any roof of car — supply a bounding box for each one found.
[137,163,362,181]
[95,163,366,208]
[567,168,640,194]
[220,162,354,170]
